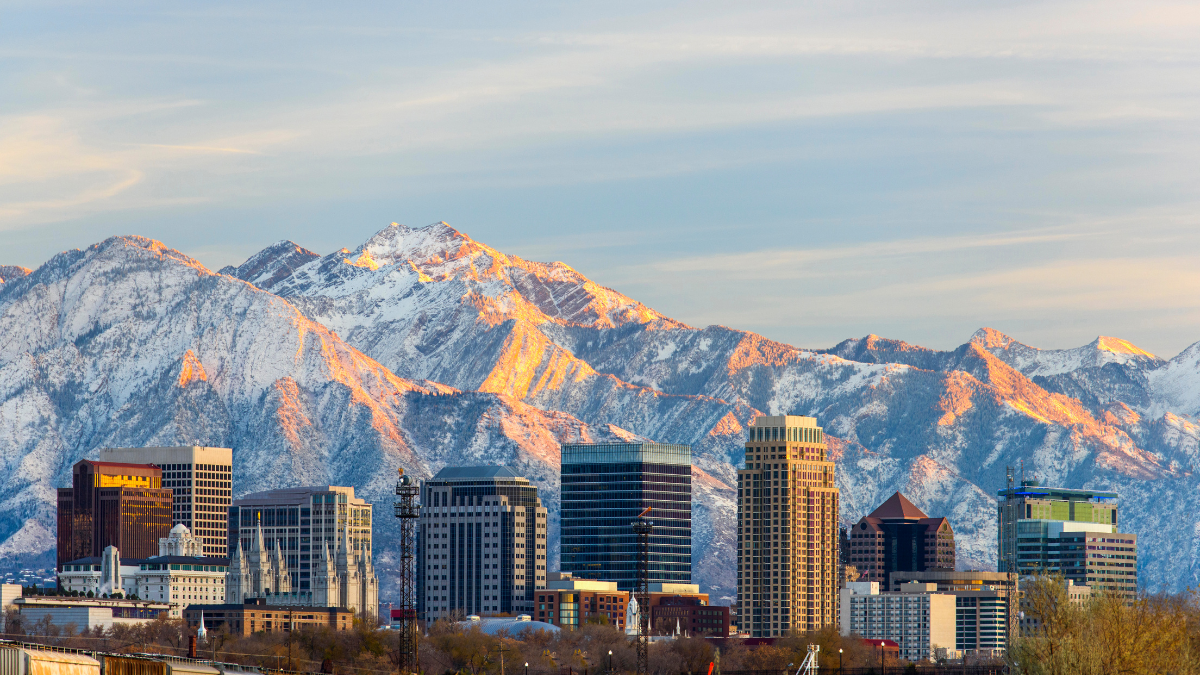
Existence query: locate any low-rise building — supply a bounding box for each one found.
[840,582,956,663]
[1020,578,1092,635]
[536,574,629,631]
[888,570,1016,657]
[14,596,170,630]
[650,596,730,636]
[58,527,230,617]
[183,599,354,635]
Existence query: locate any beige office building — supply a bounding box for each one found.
[841,581,957,662]
[100,446,233,557]
[737,415,839,637]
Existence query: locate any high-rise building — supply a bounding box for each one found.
[560,443,692,591]
[227,486,379,615]
[99,446,233,557]
[847,492,955,587]
[997,481,1136,598]
[56,460,173,569]
[737,415,840,637]
[418,466,548,621]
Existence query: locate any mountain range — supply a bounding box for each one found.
[2,222,1198,602]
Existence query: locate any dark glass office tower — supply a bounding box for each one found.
[560,443,691,591]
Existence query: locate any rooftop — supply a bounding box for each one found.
[998,485,1119,500]
[430,466,525,481]
[867,492,928,520]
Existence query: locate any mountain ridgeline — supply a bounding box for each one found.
[2,222,1198,601]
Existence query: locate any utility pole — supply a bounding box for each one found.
[394,468,420,674]
[632,507,654,675]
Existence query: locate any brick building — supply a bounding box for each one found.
[847,492,955,587]
[183,599,353,635]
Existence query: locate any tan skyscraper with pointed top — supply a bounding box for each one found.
[737,415,840,637]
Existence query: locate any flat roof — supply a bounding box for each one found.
[997,486,1118,499]
[76,461,161,471]
[430,466,526,481]
[234,486,366,504]
[561,443,691,466]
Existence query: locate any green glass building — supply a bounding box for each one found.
[997,481,1136,598]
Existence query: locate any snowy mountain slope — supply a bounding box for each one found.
[218,241,320,292]
[223,221,1200,594]
[0,237,641,596]
[0,266,31,283]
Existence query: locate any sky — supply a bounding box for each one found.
[3,1,1200,356]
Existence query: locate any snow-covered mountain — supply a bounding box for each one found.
[224,222,1200,595]
[5,222,1200,601]
[0,236,642,590]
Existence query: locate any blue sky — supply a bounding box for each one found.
[3,1,1200,355]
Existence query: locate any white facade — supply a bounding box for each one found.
[840,582,957,663]
[57,527,229,618]
[15,597,171,630]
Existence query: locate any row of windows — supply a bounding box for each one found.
[561,463,690,476]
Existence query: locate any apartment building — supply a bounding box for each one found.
[737,415,839,636]
[840,581,956,663]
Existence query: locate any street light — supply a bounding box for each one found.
[608,650,614,675]
[525,663,529,675]
[838,649,843,675]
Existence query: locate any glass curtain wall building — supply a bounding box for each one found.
[560,443,692,591]
[997,481,1136,599]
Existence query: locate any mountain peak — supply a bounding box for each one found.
[220,240,320,291]
[1094,336,1156,359]
[969,327,1019,350]
[0,266,32,283]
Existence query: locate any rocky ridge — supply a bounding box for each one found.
[4,222,1200,600]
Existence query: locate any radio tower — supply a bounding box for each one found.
[394,469,420,674]
[632,507,654,675]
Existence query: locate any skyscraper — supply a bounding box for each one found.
[227,485,379,615]
[56,460,173,569]
[997,481,1136,599]
[418,466,549,621]
[99,446,233,556]
[737,415,839,637]
[560,443,692,591]
[847,492,955,587]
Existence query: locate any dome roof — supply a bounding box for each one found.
[170,523,191,535]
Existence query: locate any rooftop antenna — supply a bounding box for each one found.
[1006,466,1014,491]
